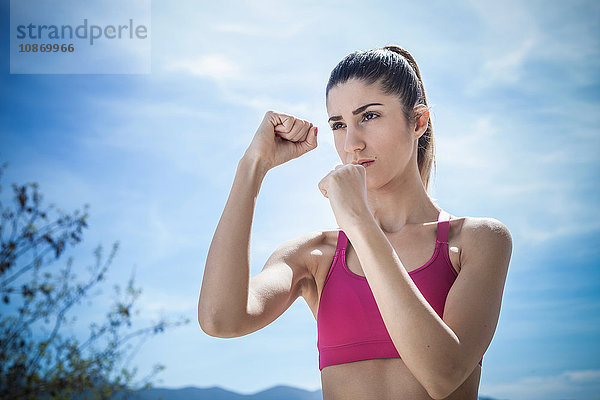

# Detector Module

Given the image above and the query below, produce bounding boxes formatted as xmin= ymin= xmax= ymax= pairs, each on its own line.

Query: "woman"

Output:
xmin=198 ymin=45 xmax=513 ymax=400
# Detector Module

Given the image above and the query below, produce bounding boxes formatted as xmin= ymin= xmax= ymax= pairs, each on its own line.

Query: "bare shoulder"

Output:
xmin=275 ymin=229 xmax=340 ymax=311
xmin=272 ymin=228 xmax=338 ymax=281
xmin=302 ymin=229 xmax=340 ymax=275
xmin=458 ymin=216 xmax=513 ymax=271
xmin=460 ymin=216 xmax=513 ymax=244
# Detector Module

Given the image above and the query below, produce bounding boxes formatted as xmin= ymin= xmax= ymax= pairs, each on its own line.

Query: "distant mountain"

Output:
xmin=118 ymin=385 xmax=321 ymax=400
xmin=118 ymin=385 xmax=504 ymax=400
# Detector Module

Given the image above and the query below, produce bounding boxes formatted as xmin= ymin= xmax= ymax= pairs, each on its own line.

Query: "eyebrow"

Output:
xmin=328 ymin=103 xmax=384 ymax=123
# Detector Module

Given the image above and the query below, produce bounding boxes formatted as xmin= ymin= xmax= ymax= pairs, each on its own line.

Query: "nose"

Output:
xmin=343 ymin=125 xmax=366 ymax=155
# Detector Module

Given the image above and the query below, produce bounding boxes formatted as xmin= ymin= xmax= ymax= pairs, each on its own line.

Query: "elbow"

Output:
xmin=427 ymin=386 xmax=450 ymax=400
xmin=198 ymin=314 xmax=235 ymax=338
xmin=426 ymin=379 xmax=453 ymax=400
xmin=198 ymin=306 xmax=228 ymax=338
xmin=425 ymin=364 xmax=465 ymax=400
xmin=198 ymin=306 xmax=243 ymax=338
xmin=198 ymin=298 xmax=212 ymax=333
xmin=197 ymin=285 xmax=248 ymax=338
xmin=198 ymin=289 xmax=226 ymax=337
xmin=198 ymin=313 xmax=220 ymax=337
xmin=197 ymin=300 xmax=224 ymax=337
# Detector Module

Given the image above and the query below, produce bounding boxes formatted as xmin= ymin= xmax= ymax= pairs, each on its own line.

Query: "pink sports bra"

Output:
xmin=316 ymin=209 xmax=483 ymax=370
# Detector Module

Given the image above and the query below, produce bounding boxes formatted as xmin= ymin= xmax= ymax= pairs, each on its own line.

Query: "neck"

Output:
xmin=366 ymin=165 xmax=439 ymax=234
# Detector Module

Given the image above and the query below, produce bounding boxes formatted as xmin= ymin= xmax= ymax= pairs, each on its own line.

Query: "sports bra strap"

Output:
xmin=325 ymin=229 xmax=349 ymax=284
xmin=337 ymin=229 xmax=348 ymax=252
xmin=436 ymin=209 xmax=451 ymax=244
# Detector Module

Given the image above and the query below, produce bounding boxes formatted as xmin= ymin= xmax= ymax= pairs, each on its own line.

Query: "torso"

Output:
xmin=301 ymin=214 xmax=481 ymax=400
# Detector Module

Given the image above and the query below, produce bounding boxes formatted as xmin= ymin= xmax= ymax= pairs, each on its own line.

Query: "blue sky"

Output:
xmin=1 ymin=0 xmax=599 ymax=399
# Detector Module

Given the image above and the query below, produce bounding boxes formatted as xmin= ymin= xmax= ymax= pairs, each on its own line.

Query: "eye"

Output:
xmin=331 ymin=111 xmax=379 ymax=131
xmin=362 ymin=111 xmax=379 ymax=122
xmin=331 ymin=122 xmax=345 ymax=131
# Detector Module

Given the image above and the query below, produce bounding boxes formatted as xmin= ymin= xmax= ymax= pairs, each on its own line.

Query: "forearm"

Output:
xmin=344 ymin=216 xmax=461 ymax=396
xmin=198 ymin=154 xmax=270 ymax=336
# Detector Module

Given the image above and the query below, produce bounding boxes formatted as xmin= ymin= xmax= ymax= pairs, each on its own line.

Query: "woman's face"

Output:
xmin=326 ymin=78 xmax=420 ymax=189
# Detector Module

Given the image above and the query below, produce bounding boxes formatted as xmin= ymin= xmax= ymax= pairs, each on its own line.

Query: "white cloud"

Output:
xmin=465 ymin=34 xmax=538 ymax=96
xmin=565 ymin=369 xmax=600 ymax=383
xmin=517 ymin=220 xmax=600 ymax=247
xmin=437 ymin=115 xmax=503 ymax=170
xmin=209 ymin=21 xmax=310 ymax=38
xmin=210 ymin=22 xmax=265 ymax=36
xmin=481 ymin=369 xmax=600 ymax=400
xmin=166 ymin=54 xmax=242 ymax=80
xmin=465 ymin=0 xmax=534 ymax=30
xmin=138 ymin=287 xmax=196 ymax=317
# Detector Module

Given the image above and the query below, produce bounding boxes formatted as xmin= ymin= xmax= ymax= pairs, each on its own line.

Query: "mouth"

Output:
xmin=352 ymin=159 xmax=375 ymax=167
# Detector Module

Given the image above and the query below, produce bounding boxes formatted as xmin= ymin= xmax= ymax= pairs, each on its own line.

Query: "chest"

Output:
xmin=306 ymin=221 xmax=463 ymax=320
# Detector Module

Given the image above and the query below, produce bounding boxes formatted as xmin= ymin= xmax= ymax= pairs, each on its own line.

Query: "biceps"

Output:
xmin=249 ymin=263 xmax=300 ymax=314
xmin=443 ymin=259 xmax=510 ymax=367
xmin=444 ymin=269 xmax=504 ymax=347
xmin=245 ymin=258 xmax=308 ymax=334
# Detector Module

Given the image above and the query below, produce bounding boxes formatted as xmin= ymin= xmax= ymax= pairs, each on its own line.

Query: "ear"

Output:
xmin=412 ymin=105 xmax=430 ymax=141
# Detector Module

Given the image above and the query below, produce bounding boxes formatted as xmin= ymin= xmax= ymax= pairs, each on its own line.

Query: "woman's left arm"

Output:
xmin=344 ymin=215 xmax=512 ymax=399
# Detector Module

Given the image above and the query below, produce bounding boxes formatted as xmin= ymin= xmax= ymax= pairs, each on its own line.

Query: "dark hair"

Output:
xmin=326 ymin=45 xmax=436 ymax=191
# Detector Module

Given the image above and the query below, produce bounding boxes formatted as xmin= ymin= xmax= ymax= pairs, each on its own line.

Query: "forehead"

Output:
xmin=326 ymin=79 xmax=394 ymax=115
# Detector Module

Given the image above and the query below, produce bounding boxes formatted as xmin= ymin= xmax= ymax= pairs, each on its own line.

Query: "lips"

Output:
xmin=352 ymin=159 xmax=375 ymax=166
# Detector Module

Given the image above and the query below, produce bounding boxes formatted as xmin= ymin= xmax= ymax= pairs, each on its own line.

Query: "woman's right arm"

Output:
xmin=198 ymin=110 xmax=318 ymax=338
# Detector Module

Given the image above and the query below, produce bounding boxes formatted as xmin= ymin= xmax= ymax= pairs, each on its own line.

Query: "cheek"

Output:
xmin=390 ymin=130 xmax=414 ymax=154
xmin=333 ymin=134 xmax=346 ymax=160
xmin=379 ymin=136 xmax=413 ymax=170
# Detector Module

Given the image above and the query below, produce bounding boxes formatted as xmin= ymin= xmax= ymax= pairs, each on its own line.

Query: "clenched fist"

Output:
xmin=318 ymin=163 xmax=372 ymax=231
xmin=244 ymin=110 xmax=318 ymax=171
